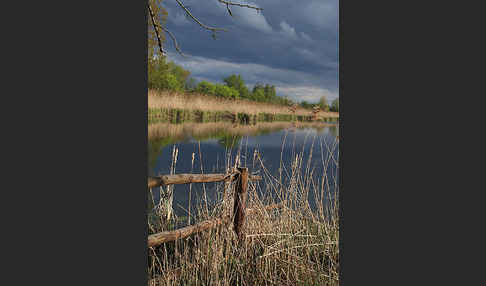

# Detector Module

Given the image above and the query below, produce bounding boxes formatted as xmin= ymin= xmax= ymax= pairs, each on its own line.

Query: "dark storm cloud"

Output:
xmin=162 ymin=0 xmax=338 ymax=102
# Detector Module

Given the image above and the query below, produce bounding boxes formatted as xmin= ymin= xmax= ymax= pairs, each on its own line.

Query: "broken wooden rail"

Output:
xmin=148 ymin=201 xmax=285 ymax=247
xmin=148 ymin=168 xmax=284 ymax=248
xmin=148 ymin=172 xmax=262 ymax=188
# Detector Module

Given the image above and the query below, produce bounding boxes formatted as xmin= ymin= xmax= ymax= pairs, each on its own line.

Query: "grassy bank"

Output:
xmin=148 ymin=137 xmax=340 ymax=285
xmin=148 ymin=90 xmax=339 ymax=124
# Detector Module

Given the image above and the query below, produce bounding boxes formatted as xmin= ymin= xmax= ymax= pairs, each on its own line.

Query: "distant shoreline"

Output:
xmin=148 ymin=89 xmax=339 ymax=120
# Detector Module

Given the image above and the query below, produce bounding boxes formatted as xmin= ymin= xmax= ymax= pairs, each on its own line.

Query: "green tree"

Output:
xmin=251 ymin=83 xmax=266 ymax=102
xmin=167 ymin=61 xmax=190 ymax=89
xmin=149 ymin=72 xmax=183 ymax=91
xmin=330 ymin=98 xmax=339 ymax=112
xmin=148 ymin=55 xmax=191 ymax=92
xmin=196 ymin=81 xmax=216 ymax=95
xmin=215 ymin=84 xmax=240 ymax=99
xmin=185 ymin=77 xmax=197 ymax=91
xmin=223 ymin=74 xmax=249 ymax=99
xmin=263 ymin=84 xmax=276 ymax=102
xmin=251 ymin=85 xmax=265 ymax=102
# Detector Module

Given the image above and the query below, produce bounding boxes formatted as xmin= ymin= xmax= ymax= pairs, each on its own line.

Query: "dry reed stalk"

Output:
xmin=147 ymin=131 xmax=340 ymax=285
xmin=148 ymin=89 xmax=339 ymax=118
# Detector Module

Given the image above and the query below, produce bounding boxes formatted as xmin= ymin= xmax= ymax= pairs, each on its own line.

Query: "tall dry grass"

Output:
xmin=148 ymin=132 xmax=340 ymax=285
xmin=148 ymin=89 xmax=340 ymax=118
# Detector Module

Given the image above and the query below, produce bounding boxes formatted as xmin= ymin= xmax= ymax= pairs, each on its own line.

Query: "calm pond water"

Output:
xmin=148 ymin=121 xmax=339 ymax=217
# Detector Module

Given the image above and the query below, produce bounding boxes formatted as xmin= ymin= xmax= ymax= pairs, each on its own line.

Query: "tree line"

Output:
xmin=149 ymin=56 xmax=338 ymax=112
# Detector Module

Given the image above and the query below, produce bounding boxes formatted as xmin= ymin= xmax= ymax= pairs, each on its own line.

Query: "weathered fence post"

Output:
xmin=233 ymin=167 xmax=248 ymax=241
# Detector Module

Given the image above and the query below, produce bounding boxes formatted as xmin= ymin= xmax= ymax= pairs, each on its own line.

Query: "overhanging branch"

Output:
xmin=174 ymin=0 xmax=227 ymax=33
xmin=148 ymin=3 xmax=166 ymax=56
xmin=150 ymin=0 xmax=265 ymax=56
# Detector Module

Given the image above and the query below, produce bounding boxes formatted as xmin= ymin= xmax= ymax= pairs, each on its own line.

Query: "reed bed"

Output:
xmin=148 ymin=89 xmax=340 ymax=119
xmin=148 ymin=131 xmax=340 ymax=285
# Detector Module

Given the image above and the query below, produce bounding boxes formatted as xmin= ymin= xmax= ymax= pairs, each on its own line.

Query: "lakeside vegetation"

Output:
xmin=148 ymin=139 xmax=339 ymax=285
xmin=148 ymin=56 xmax=339 ymax=115
xmin=147 ymin=48 xmax=340 ymax=286
xmin=147 ymin=7 xmax=339 ymax=284
xmin=148 ymin=90 xmax=339 ymax=125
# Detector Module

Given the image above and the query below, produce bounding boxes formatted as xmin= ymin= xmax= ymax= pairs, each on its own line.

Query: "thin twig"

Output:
xmin=158 ymin=24 xmax=185 ymax=57
xmin=217 ymin=0 xmax=263 ymax=11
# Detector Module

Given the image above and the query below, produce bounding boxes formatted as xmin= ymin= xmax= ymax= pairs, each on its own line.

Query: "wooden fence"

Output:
xmin=148 ymin=167 xmax=284 ymax=247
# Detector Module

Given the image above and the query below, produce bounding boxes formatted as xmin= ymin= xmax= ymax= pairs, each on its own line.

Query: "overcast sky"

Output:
xmin=163 ymin=0 xmax=338 ymax=103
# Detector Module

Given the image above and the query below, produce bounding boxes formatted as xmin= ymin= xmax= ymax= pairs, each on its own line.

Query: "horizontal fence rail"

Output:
xmin=148 ymin=202 xmax=285 ymax=247
xmin=147 ymin=167 xmax=273 ymax=248
xmin=148 ymin=172 xmax=262 ymax=188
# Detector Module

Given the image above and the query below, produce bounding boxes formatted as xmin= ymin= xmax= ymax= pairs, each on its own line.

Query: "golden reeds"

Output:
xmin=148 ymin=89 xmax=340 ymax=119
xmin=148 ymin=133 xmax=340 ymax=285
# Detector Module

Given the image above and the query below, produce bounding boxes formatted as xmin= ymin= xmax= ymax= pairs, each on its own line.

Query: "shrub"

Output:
xmin=149 ymin=72 xmax=183 ymax=92
xmin=214 ymin=84 xmax=240 ymax=99
xmin=223 ymin=74 xmax=249 ymax=99
xmin=330 ymin=98 xmax=339 ymax=112
xmin=196 ymin=81 xmax=216 ymax=95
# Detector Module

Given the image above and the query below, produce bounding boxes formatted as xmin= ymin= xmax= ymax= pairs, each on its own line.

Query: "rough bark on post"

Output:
xmin=233 ymin=167 xmax=248 ymax=241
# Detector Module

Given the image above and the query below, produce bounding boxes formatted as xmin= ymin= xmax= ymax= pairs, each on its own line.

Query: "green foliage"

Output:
xmin=196 ymin=81 xmax=240 ymax=99
xmin=223 ymin=74 xmax=249 ymax=99
xmin=274 ymin=95 xmax=294 ymax=106
xmin=249 ymin=82 xmax=278 ymax=103
xmin=264 ymin=84 xmax=277 ymax=101
xmin=330 ymin=98 xmax=339 ymax=112
xmin=214 ymin=84 xmax=240 ymax=99
xmin=251 ymin=87 xmax=266 ymax=102
xmin=167 ymin=61 xmax=190 ymax=87
xmin=149 ymin=72 xmax=183 ymax=91
xmin=185 ymin=77 xmax=197 ymax=91
xmin=149 ymin=62 xmax=297 ymax=107
xmin=300 ymin=101 xmax=313 ymax=109
xmin=196 ymin=81 xmax=216 ymax=95
xmin=148 ymin=56 xmax=190 ymax=92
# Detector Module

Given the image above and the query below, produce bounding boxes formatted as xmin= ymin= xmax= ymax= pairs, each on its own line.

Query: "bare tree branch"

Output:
xmin=148 ymin=3 xmax=166 ymax=56
xmin=159 ymin=24 xmax=185 ymax=57
xmin=150 ymin=0 xmax=265 ymax=56
xmin=226 ymin=4 xmax=233 ymax=17
xmin=174 ymin=0 xmax=227 ymax=32
xmin=217 ymin=0 xmax=263 ymax=12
